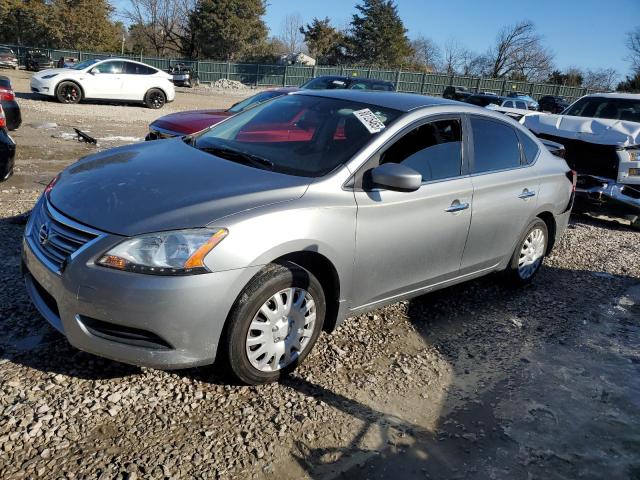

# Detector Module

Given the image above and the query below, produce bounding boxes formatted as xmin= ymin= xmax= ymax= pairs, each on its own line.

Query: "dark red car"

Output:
xmin=145 ymin=88 xmax=297 ymax=140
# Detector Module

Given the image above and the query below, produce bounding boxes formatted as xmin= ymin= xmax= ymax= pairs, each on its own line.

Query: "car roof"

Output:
xmin=583 ymin=92 xmax=640 ymax=99
xmin=292 ymin=89 xmax=458 ymax=112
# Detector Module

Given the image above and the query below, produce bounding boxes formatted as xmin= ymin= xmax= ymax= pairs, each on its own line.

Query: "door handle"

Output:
xmin=445 ymin=201 xmax=470 ymax=213
xmin=518 ymin=189 xmax=536 ymax=199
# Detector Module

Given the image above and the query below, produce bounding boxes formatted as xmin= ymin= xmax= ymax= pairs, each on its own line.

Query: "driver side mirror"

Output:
xmin=90 ymin=68 xmax=100 ymax=75
xmin=370 ymin=163 xmax=422 ymax=192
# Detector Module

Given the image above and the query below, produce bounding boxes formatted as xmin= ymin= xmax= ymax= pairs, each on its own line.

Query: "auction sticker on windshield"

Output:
xmin=353 ymin=108 xmax=386 ymax=133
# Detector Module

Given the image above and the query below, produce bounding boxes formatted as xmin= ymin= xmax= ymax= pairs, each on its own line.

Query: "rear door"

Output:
xmin=121 ymin=62 xmax=158 ymax=100
xmin=352 ymin=116 xmax=473 ymax=308
xmin=460 ymin=115 xmax=539 ymax=273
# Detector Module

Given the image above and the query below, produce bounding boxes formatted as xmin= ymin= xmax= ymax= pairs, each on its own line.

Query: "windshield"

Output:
xmin=0 ymin=47 xmax=13 ymax=54
xmin=189 ymin=94 xmax=402 ymax=177
xmin=72 ymin=59 xmax=101 ymax=70
xmin=227 ymin=91 xmax=286 ymax=114
xmin=563 ymin=96 xmax=640 ymax=122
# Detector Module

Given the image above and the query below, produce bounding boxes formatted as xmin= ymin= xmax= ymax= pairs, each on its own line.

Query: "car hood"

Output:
xmin=33 ymin=68 xmax=71 ymax=78
xmin=49 ymin=138 xmax=311 ymax=236
xmin=523 ymin=114 xmax=640 ymax=147
xmin=150 ymin=109 xmax=233 ymax=135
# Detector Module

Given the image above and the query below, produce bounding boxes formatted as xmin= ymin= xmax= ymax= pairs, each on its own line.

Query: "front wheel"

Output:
xmin=504 ymin=218 xmax=548 ymax=285
xmin=144 ymin=88 xmax=166 ymax=109
xmin=221 ymin=262 xmax=326 ymax=385
xmin=56 ymin=81 xmax=82 ymax=104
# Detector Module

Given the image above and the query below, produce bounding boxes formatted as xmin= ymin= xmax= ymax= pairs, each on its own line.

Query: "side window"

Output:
xmin=470 ymin=117 xmax=521 ymax=173
xmin=519 ymin=132 xmax=540 ymax=164
xmin=516 ymin=101 xmax=527 ymax=109
xmin=504 ymin=101 xmax=514 ymax=108
xmin=380 ymin=119 xmax=463 ymax=182
xmin=124 ymin=62 xmax=155 ymax=74
xmin=93 ymin=61 xmax=123 ymax=74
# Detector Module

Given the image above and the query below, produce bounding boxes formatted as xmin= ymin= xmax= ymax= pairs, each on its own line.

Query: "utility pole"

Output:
xmin=121 ymin=34 xmax=125 ymax=55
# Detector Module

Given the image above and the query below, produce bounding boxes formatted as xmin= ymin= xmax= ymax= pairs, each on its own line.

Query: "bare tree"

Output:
xmin=125 ymin=0 xmax=195 ymax=56
xmin=626 ymin=27 xmax=640 ymax=71
xmin=583 ymin=68 xmax=618 ymax=91
xmin=442 ymin=39 xmax=466 ymax=75
xmin=408 ymin=35 xmax=441 ymax=71
xmin=487 ymin=20 xmax=554 ymax=80
xmin=280 ymin=12 xmax=304 ymax=53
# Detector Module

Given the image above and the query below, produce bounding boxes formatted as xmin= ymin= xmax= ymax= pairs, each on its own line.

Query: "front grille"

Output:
xmin=29 ymin=200 xmax=99 ymax=272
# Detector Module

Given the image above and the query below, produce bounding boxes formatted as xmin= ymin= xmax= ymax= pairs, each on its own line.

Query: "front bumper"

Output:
xmin=0 ymin=60 xmax=18 ymax=69
xmin=21 ymin=197 xmax=259 ymax=369
xmin=30 ymin=77 xmax=55 ymax=96
xmin=574 ymin=175 xmax=640 ymax=220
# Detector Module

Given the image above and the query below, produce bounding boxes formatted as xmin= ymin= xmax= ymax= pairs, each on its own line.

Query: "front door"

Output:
xmin=352 ymin=117 xmax=473 ymax=309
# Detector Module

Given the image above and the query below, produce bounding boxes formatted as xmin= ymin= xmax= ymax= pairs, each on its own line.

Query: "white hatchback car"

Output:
xmin=30 ymin=58 xmax=175 ymax=109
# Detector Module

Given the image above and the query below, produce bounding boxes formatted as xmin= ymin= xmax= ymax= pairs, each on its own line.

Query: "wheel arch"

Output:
xmin=271 ymin=251 xmax=341 ymax=333
xmin=536 ymin=210 xmax=557 ymax=254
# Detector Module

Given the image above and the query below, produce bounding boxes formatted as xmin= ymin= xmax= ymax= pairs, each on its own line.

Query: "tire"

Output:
xmin=56 ymin=81 xmax=82 ymax=104
xmin=144 ymin=88 xmax=166 ymax=109
xmin=631 ymin=217 xmax=640 ymax=231
xmin=504 ymin=218 xmax=548 ymax=285
xmin=220 ymin=262 xmax=326 ymax=385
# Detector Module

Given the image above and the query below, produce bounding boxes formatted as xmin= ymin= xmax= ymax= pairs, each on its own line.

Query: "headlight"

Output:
xmin=41 ymin=73 xmax=58 ymax=79
xmin=97 ymin=228 xmax=228 ymax=275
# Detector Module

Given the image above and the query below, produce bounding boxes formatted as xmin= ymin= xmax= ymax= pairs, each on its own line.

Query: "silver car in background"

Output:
xmin=22 ymin=90 xmax=575 ymax=384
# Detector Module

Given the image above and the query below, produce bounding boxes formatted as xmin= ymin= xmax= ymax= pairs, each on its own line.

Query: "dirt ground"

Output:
xmin=0 ymin=68 xmax=639 ymax=480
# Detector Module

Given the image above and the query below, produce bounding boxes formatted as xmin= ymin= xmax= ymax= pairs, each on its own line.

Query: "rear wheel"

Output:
xmin=221 ymin=262 xmax=325 ymax=385
xmin=144 ymin=88 xmax=166 ymax=109
xmin=56 ymin=81 xmax=82 ymax=104
xmin=504 ymin=218 xmax=548 ymax=285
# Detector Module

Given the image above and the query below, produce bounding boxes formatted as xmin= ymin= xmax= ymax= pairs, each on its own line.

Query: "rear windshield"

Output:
xmin=300 ymin=77 xmax=348 ymax=90
xmin=0 ymin=77 xmax=11 ymax=89
xmin=564 ymin=97 xmax=640 ymax=123
xmin=190 ymin=94 xmax=402 ymax=177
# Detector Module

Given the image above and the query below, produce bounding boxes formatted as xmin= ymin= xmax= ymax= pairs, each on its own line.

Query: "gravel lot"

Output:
xmin=0 ymin=69 xmax=639 ymax=479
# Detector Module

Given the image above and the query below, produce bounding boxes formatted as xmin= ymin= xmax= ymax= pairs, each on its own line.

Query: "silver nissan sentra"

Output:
xmin=22 ymin=90 xmax=574 ymax=384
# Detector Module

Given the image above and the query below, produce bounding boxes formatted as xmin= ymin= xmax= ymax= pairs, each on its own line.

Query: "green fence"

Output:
xmin=5 ymin=44 xmax=602 ymax=102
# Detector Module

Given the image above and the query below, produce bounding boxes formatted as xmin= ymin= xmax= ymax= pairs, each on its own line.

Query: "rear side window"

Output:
xmin=470 ymin=117 xmax=521 ymax=173
xmin=124 ymin=62 xmax=156 ymax=75
xmin=519 ymin=132 xmax=540 ymax=164
xmin=515 ymin=101 xmax=527 ymax=109
xmin=381 ymin=119 xmax=463 ymax=182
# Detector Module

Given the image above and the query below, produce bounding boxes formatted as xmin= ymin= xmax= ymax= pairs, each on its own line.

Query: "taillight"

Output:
xmin=0 ymin=105 xmax=5 ymax=129
xmin=0 ymin=88 xmax=15 ymax=102
xmin=565 ymin=170 xmax=577 ymax=192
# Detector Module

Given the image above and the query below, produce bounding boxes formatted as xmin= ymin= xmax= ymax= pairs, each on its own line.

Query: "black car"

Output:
xmin=463 ymin=93 xmax=506 ymax=107
xmin=24 ymin=51 xmax=54 ymax=71
xmin=0 ymin=76 xmax=21 ymax=131
xmin=442 ymin=85 xmax=472 ymax=101
xmin=300 ymin=75 xmax=395 ymax=91
xmin=0 ymin=105 xmax=16 ymax=181
xmin=538 ymin=95 xmax=569 ymax=114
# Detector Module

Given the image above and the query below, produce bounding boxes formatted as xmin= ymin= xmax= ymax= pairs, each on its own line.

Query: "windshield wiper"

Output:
xmin=197 ymin=146 xmax=274 ymax=170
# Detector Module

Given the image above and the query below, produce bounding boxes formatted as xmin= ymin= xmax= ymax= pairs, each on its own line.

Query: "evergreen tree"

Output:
xmin=188 ymin=0 xmax=268 ymax=61
xmin=299 ymin=17 xmax=345 ymax=64
xmin=349 ymin=0 xmax=413 ymax=67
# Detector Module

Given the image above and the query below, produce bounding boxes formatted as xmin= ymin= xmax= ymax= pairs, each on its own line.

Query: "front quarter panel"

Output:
xmin=203 ymin=175 xmax=357 ymax=304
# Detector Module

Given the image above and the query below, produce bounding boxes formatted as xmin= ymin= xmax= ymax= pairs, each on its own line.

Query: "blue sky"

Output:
xmin=113 ymin=0 xmax=639 ymax=76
